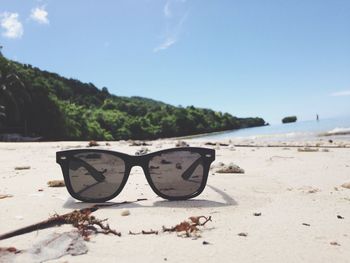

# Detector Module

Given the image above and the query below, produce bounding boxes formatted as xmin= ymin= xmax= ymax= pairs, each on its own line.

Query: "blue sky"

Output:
xmin=1 ymin=0 xmax=349 ymax=124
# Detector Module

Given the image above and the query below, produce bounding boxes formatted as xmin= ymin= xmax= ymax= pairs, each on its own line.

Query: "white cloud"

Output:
xmin=330 ymin=90 xmax=350 ymax=97
xmin=164 ymin=1 xmax=171 ymax=18
xmin=153 ymin=37 xmax=176 ymax=52
xmin=30 ymin=6 xmax=49 ymax=24
xmin=0 ymin=12 xmax=23 ymax=39
xmin=154 ymin=2 xmax=189 ymax=53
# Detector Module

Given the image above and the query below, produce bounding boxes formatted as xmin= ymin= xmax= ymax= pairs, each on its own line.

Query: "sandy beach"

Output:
xmin=1 ymin=139 xmax=350 ymax=262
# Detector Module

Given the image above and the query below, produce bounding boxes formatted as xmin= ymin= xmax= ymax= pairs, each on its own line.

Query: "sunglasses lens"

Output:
xmin=68 ymin=152 xmax=125 ymax=200
xmin=148 ymin=150 xmax=205 ymax=197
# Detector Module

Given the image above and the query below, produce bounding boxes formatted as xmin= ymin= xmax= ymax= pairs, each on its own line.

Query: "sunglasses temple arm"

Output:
xmin=71 ymin=157 xmax=106 ymax=182
xmin=181 ymin=157 xmax=203 ymax=180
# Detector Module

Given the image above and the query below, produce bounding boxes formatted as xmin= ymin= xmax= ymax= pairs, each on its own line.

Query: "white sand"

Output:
xmin=0 ymin=139 xmax=350 ymax=262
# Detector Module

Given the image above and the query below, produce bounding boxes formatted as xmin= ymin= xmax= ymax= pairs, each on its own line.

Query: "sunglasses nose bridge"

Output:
xmin=129 ymin=155 xmax=148 ymax=169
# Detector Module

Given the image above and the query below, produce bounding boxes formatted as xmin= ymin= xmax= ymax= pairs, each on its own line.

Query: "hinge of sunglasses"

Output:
xmin=60 ymin=156 xmax=67 ymax=160
xmin=205 ymin=154 xmax=212 ymax=157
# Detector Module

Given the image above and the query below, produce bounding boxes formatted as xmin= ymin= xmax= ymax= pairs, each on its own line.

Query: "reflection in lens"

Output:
xmin=68 ymin=152 xmax=125 ymax=200
xmin=148 ymin=151 xmax=204 ymax=197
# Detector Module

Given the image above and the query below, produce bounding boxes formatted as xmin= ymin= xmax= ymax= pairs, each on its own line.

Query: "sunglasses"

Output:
xmin=56 ymin=147 xmax=215 ymax=202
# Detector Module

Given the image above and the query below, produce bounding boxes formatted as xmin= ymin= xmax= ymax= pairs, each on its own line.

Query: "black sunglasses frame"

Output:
xmin=56 ymin=147 xmax=215 ymax=202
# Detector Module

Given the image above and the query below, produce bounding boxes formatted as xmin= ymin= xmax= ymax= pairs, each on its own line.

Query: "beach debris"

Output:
xmin=0 ymin=247 xmax=20 ymax=262
xmin=0 ymin=247 xmax=19 ymax=253
xmin=47 ymin=180 xmax=65 ymax=187
xmin=216 ymin=163 xmax=245 ymax=174
xmin=322 ymin=148 xmax=330 ymax=152
xmin=0 ymin=207 xmax=118 ymax=241
xmin=253 ymin=212 xmax=262 ymax=217
xmin=330 ymin=241 xmax=340 ymax=246
xmin=175 ymin=140 xmax=189 ymax=147
xmin=202 ymin=241 xmax=211 ymax=245
xmin=163 ymin=216 xmax=212 ymax=238
xmin=210 ymin=162 xmax=224 ymax=170
xmin=205 ymin=142 xmax=229 ymax=146
xmin=121 ymin=210 xmax=130 ymax=216
xmin=129 ymin=140 xmax=151 ymax=146
xmin=51 ymin=210 xmax=120 ymax=240
xmin=135 ymin=147 xmax=150 ymax=156
xmin=105 ymin=142 xmax=111 ymax=146
xmin=328 ymin=140 xmax=333 ymax=143
xmin=302 ymin=223 xmax=311 ymax=227
xmin=141 ymin=230 xmax=158 ymax=235
xmin=88 ymin=140 xmax=99 ymax=147
xmin=0 ymin=194 xmax=13 ymax=199
xmin=14 ymin=166 xmax=31 ymax=170
xmin=299 ymin=186 xmax=320 ymax=194
xmin=238 ymin=232 xmax=248 ymax=237
xmin=341 ymin=182 xmax=350 ymax=189
xmin=0 ymin=199 xmax=147 ymax=241
xmin=297 ymin=147 xmax=319 ymax=152
xmin=38 ymin=188 xmax=44 ymax=192
xmin=337 ymin=215 xmax=344 ymax=219
xmin=307 ymin=188 xmax=320 ymax=194
xmin=129 ymin=230 xmax=159 ymax=235
xmin=0 ymin=231 xmax=88 ymax=263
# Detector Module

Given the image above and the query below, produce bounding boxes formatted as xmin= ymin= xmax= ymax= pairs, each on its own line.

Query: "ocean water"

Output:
xmin=196 ymin=116 xmax=350 ymax=142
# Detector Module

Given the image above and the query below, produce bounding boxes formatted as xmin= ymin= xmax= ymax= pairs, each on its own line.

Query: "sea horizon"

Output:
xmin=193 ymin=115 xmax=350 ymax=142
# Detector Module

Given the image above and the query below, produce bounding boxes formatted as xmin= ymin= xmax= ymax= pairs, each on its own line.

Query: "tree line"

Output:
xmin=0 ymin=55 xmax=266 ymax=140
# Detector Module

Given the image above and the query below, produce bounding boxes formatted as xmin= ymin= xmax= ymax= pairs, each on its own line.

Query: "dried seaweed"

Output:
xmin=51 ymin=208 xmax=121 ymax=240
xmin=0 ymin=198 xmax=147 ymax=241
xmin=162 ymin=216 xmax=212 ymax=237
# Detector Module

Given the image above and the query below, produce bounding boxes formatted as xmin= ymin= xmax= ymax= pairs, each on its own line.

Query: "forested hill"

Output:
xmin=0 ymin=55 xmax=266 ymax=140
